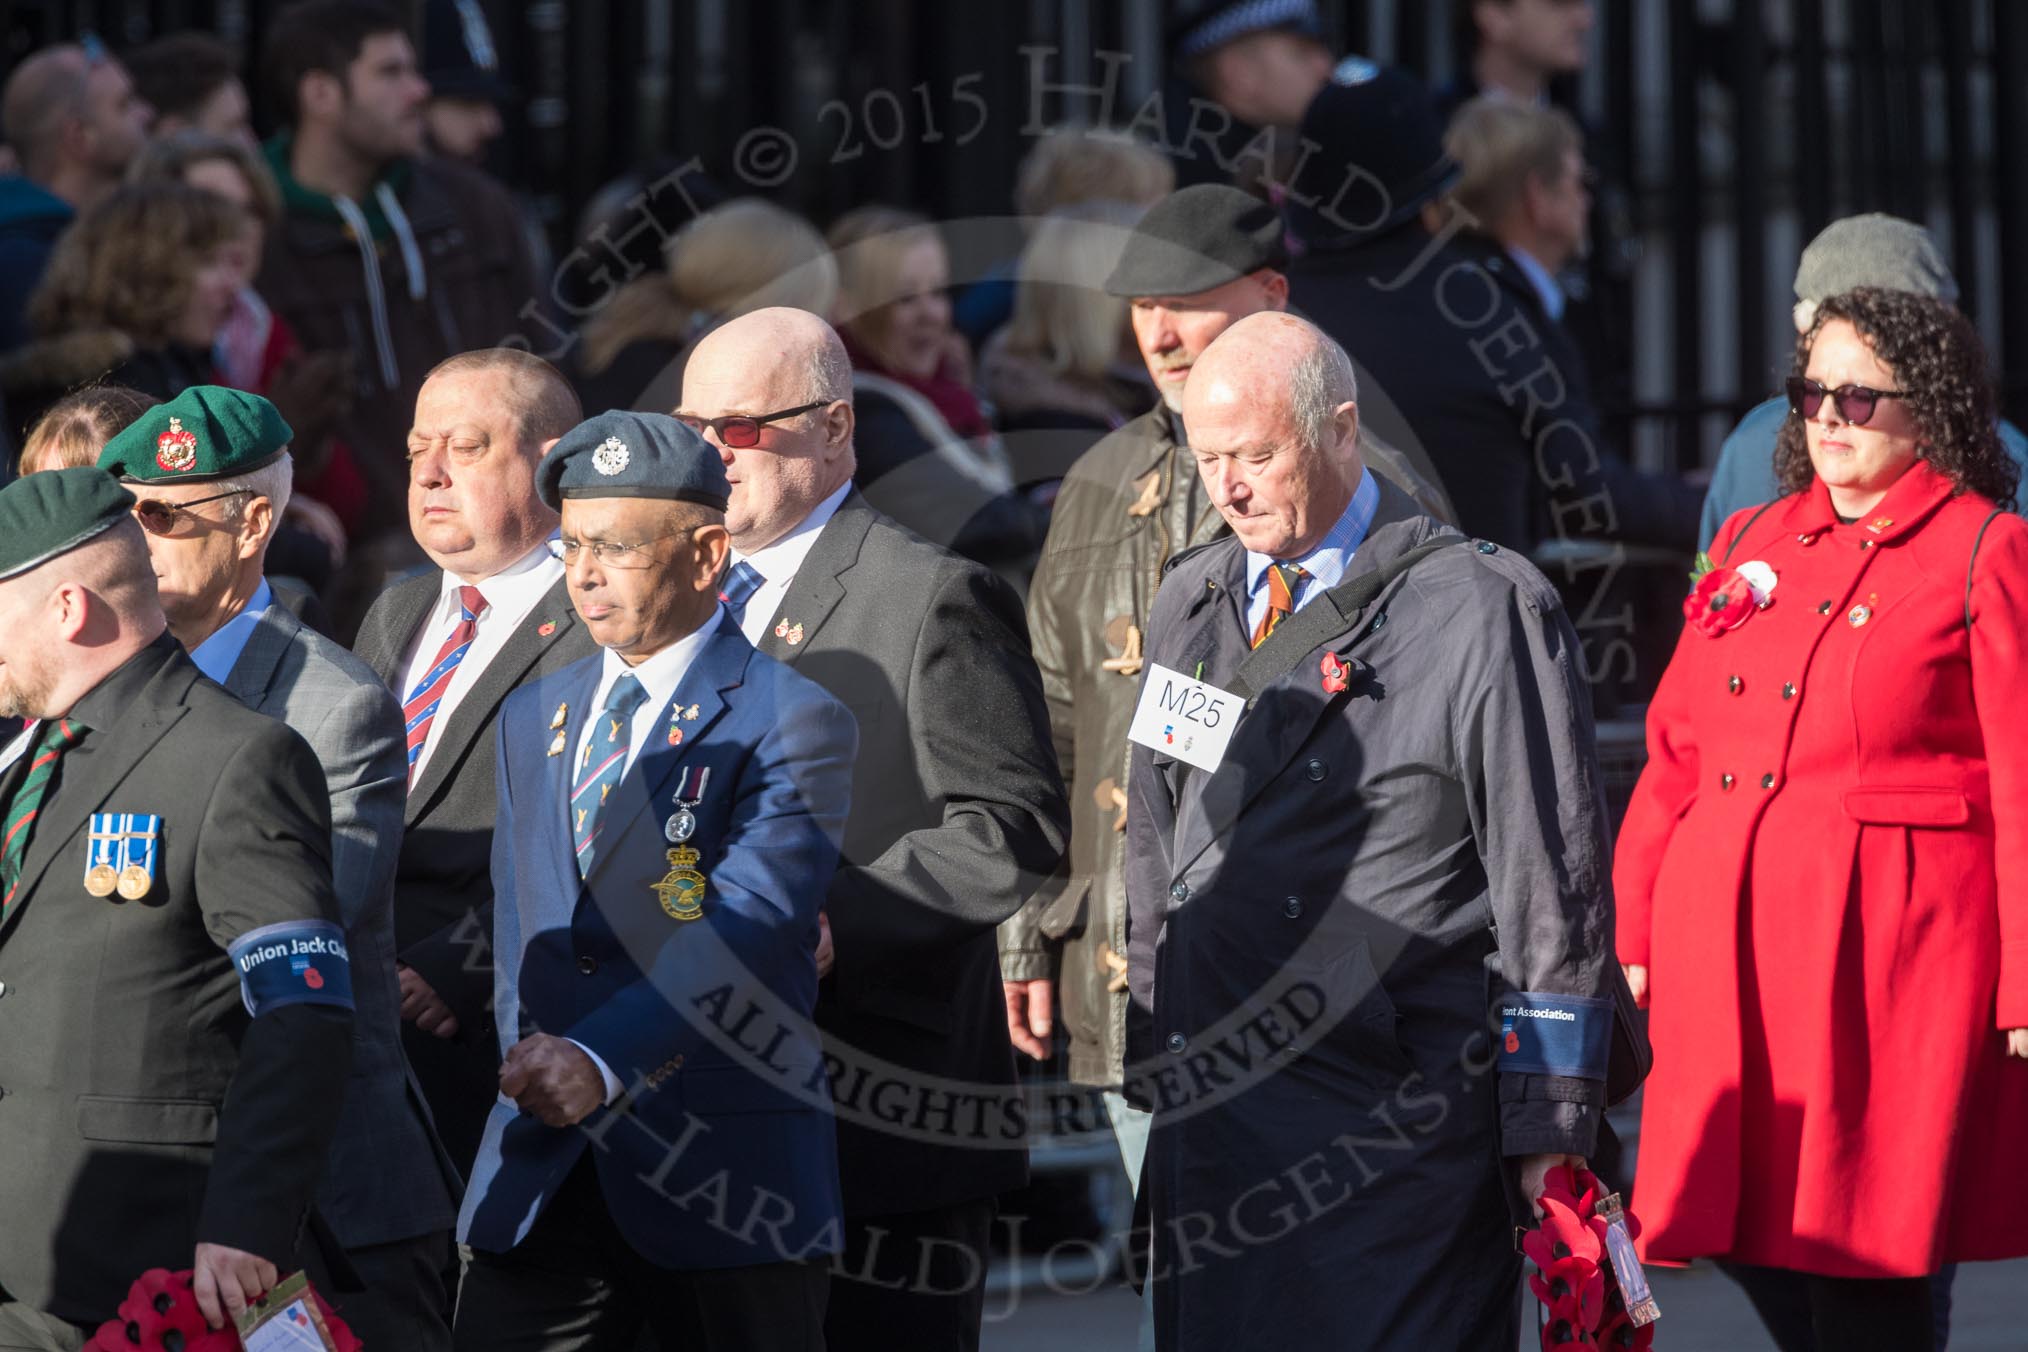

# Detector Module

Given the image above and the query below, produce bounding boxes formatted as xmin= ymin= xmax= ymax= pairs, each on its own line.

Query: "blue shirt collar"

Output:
xmin=1245 ymin=468 xmax=1381 ymax=605
xmin=1506 ymin=245 xmax=1566 ymax=322
xmin=189 ymin=579 xmax=275 ymax=685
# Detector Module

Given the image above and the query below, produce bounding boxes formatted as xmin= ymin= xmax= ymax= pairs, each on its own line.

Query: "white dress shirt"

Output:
xmin=399 ymin=539 xmax=564 ymax=781
xmin=566 ymin=606 xmax=722 ymax=1103
xmin=726 ymin=481 xmax=852 ymax=645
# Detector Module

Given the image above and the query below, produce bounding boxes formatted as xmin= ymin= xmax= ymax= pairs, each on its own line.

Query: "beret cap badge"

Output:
xmin=154 ymin=417 xmax=199 ymax=474
xmin=592 ymin=437 xmax=631 ymax=476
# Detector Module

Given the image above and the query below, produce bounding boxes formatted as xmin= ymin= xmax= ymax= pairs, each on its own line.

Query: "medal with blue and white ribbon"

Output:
xmin=664 ymin=766 xmax=709 ymax=844
xmin=116 ymin=814 xmax=160 ymax=900
xmin=83 ymin=815 xmax=120 ymax=896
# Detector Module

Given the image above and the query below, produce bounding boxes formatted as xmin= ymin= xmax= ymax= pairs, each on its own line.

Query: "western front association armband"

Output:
xmin=1496 ymin=991 xmax=1613 ymax=1080
xmin=228 ymin=919 xmax=355 ymax=1017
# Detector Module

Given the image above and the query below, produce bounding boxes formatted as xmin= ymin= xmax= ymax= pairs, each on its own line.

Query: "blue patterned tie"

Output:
xmin=571 ymin=674 xmax=648 ymax=878
xmin=719 ymin=560 xmax=766 ymax=625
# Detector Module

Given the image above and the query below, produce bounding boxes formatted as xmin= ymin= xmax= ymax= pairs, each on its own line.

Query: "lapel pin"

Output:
xmin=682 ymin=704 xmax=699 ymax=720
xmin=538 ymin=619 xmax=558 ymax=637
xmin=786 ymin=622 xmax=805 ymax=646
xmin=668 ymin=725 xmax=684 ymax=746
xmin=549 ymin=701 xmax=568 ymax=730
xmin=1866 ymin=516 xmax=1894 ymax=535
xmin=1127 ymin=469 xmax=1162 ymax=518
xmin=546 ymin=731 xmax=566 ymax=757
xmin=1320 ymin=652 xmax=1350 ymax=694
xmin=773 ymin=618 xmax=790 ymax=640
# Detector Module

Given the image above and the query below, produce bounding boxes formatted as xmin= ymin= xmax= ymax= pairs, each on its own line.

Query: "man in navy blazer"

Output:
xmin=454 ymin=409 xmax=857 ymax=1352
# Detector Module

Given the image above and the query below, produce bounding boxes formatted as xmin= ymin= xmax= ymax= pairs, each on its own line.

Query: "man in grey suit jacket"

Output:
xmin=351 ymin=350 xmax=598 ymax=1178
xmin=98 ymin=389 xmax=458 ymax=1351
xmin=680 ymin=310 xmax=1068 ymax=1352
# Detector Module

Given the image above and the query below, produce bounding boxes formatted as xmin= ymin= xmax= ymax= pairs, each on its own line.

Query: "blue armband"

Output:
xmin=228 ymin=919 xmax=355 ymax=1017
xmin=1496 ymin=991 xmax=1612 ymax=1080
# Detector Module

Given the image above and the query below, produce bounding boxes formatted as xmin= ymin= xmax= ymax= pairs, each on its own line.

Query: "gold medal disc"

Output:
xmin=85 ymin=863 xmax=118 ymax=897
xmin=116 ymin=864 xmax=152 ymax=900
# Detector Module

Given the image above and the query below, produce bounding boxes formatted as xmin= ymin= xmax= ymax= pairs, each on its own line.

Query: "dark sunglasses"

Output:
xmin=676 ymin=400 xmax=828 ymax=449
xmin=1785 ymin=376 xmax=1907 ymax=427
xmin=132 ymin=489 xmax=250 ymax=535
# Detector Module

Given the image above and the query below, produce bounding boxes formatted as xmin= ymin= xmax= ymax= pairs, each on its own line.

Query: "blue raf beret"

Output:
xmin=536 ymin=410 xmax=730 ymax=512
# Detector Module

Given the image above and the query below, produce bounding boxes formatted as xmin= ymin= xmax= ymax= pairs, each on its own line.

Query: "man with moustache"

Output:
xmin=98 ymin=386 xmax=457 ymax=1349
xmin=353 ymin=350 xmax=597 ymax=1177
xmin=1125 ymin=313 xmax=1618 ymax=1350
xmin=454 ymin=411 xmax=856 ymax=1351
xmin=0 ymin=469 xmax=352 ymax=1347
xmin=1000 ymin=184 xmax=1449 ymax=1201
xmin=679 ymin=307 xmax=1067 ymax=1352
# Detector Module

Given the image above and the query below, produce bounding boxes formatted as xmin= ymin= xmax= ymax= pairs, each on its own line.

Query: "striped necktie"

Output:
xmin=719 ymin=560 xmax=766 ymax=625
xmin=1250 ymin=563 xmax=1306 ymax=649
xmin=1 ymin=716 xmax=86 ymax=915
xmin=572 ymin=674 xmax=649 ymax=878
xmin=403 ymin=585 xmax=486 ymax=783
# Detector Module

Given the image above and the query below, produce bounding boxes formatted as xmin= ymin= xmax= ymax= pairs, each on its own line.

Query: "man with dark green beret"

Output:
xmin=0 ymin=467 xmax=355 ymax=1347
xmin=99 ymin=387 xmax=460 ymax=1352
xmin=999 ymin=183 xmax=1453 ymax=1244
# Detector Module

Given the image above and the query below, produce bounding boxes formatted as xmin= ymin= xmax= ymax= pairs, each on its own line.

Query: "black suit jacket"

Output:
xmin=351 ymin=569 xmax=597 ymax=1173
xmin=755 ymin=491 xmax=1069 ymax=1215
xmin=0 ymin=637 xmax=353 ymax=1324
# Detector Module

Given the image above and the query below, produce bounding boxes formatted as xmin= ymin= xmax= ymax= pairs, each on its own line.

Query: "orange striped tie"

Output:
xmin=1251 ymin=564 xmax=1305 ymax=649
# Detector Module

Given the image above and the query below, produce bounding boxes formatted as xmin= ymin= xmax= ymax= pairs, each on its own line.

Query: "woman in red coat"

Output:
xmin=1615 ymin=287 xmax=2028 ymax=1351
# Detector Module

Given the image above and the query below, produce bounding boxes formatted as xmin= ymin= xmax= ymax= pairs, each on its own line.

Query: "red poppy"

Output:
xmin=1684 ymin=566 xmax=1757 ymax=637
xmin=1320 ymin=652 xmax=1349 ymax=694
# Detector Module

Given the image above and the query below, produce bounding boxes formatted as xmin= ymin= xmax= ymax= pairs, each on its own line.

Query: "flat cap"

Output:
xmin=1794 ymin=213 xmax=1959 ymax=306
xmin=0 ymin=467 xmax=135 ymax=582
xmin=536 ymin=410 xmax=729 ymax=511
xmin=1104 ymin=184 xmax=1288 ymax=299
xmin=97 ymin=386 xmax=293 ymax=484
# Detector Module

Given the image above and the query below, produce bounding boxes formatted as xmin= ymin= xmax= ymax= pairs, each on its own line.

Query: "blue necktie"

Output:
xmin=571 ymin=674 xmax=648 ymax=878
xmin=720 ymin=560 xmax=766 ymax=625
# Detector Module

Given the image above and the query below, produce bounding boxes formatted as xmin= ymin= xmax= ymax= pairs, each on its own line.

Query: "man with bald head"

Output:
xmin=1124 ymin=313 xmax=1622 ymax=1350
xmin=0 ymin=44 xmax=153 ymax=347
xmin=679 ymin=308 xmax=1067 ymax=1352
xmin=0 ymin=469 xmax=352 ymax=1345
xmin=353 ymin=349 xmax=599 ymax=1184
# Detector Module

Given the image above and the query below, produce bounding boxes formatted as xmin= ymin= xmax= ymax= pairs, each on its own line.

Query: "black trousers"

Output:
xmin=451 ymin=1160 xmax=828 ymax=1352
xmin=824 ymin=1198 xmax=995 ymax=1352
xmin=338 ymin=1229 xmax=454 ymax=1352
xmin=1721 ymin=1262 xmax=1935 ymax=1352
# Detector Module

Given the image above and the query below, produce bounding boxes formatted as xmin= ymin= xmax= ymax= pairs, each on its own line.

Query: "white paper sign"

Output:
xmin=1127 ymin=662 xmax=1243 ymax=773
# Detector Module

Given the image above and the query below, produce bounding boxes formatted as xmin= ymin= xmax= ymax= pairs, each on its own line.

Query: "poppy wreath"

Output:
xmin=82 ymin=1268 xmax=362 ymax=1352
xmin=1522 ymin=1164 xmax=1655 ymax=1351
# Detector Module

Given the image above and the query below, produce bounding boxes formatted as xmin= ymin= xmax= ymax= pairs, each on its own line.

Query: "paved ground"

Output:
xmin=981 ymin=1258 xmax=2028 ymax=1349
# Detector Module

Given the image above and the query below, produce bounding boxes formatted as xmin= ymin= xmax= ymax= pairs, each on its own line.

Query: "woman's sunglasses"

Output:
xmin=676 ymin=400 xmax=828 ymax=449
xmin=1785 ymin=376 xmax=1907 ymax=427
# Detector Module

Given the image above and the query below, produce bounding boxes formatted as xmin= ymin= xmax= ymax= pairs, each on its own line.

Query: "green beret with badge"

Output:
xmin=0 ymin=466 xmax=136 ymax=581
xmin=96 ymin=385 xmax=294 ymax=484
xmin=535 ymin=409 xmax=730 ymax=510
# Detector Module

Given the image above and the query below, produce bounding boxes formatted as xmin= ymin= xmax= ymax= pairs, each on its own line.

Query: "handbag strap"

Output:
xmin=1966 ymin=506 xmax=2005 ymax=634
xmin=1226 ymin=537 xmax=1464 ymax=706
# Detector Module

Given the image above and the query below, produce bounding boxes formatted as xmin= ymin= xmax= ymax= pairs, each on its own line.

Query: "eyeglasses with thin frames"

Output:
xmin=558 ymin=532 xmax=686 ymax=569
xmin=675 ymin=401 xmax=828 ymax=449
xmin=131 ymin=489 xmax=251 ymax=536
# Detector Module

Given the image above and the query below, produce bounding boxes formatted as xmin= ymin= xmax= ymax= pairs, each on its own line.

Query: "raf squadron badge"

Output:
xmin=653 ymin=847 xmax=707 ymax=921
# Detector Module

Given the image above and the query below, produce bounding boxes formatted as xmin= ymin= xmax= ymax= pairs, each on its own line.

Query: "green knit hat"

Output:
xmin=97 ymin=386 xmax=294 ymax=484
xmin=0 ymin=467 xmax=136 ymax=582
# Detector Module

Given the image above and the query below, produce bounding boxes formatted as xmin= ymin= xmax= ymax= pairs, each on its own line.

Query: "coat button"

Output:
xmin=1859 ymin=539 xmax=1874 ymax=550
xmin=1761 ymin=773 xmax=1776 ymax=789
xmin=1166 ymin=1032 xmax=1187 ymax=1054
xmin=1817 ymin=601 xmax=1832 ymax=615
xmin=1728 ymin=675 xmax=1743 ymax=694
xmin=1720 ymin=773 xmax=1736 ymax=790
xmin=577 ymin=955 xmax=597 ymax=976
xmin=1476 ymin=541 xmax=1498 ymax=554
xmin=1782 ymin=682 xmax=1797 ymax=699
xmin=1169 ymin=881 xmax=1190 ymax=902
xmin=1283 ymin=896 xmax=1303 ymax=918
xmin=1306 ymin=760 xmax=1327 ymax=782
xmin=1798 ymin=533 xmax=1816 ymax=545
xmin=0 ymin=981 xmax=8 ymax=998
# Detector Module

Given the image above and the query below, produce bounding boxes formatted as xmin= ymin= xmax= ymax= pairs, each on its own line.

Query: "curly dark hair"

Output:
xmin=1774 ymin=287 xmax=2018 ymax=509
xmin=26 ymin=182 xmax=243 ymax=345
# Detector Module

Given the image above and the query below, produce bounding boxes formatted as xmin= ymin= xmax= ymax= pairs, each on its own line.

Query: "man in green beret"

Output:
xmin=99 ymin=387 xmax=460 ymax=1350
xmin=0 ymin=467 xmax=354 ymax=1347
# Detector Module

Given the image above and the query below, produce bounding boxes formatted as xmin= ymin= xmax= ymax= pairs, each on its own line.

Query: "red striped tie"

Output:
xmin=402 ymin=585 xmax=486 ymax=784
xmin=1 ymin=717 xmax=84 ymax=914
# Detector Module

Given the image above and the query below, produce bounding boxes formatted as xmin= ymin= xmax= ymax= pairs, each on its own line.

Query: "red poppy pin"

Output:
xmin=1683 ymin=558 xmax=1777 ymax=638
xmin=1319 ymin=652 xmax=1350 ymax=694
xmin=667 ymin=725 xmax=683 ymax=746
xmin=537 ymin=620 xmax=557 ymax=637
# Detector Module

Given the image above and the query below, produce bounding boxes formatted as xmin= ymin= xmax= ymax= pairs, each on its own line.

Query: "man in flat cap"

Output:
xmin=98 ymin=386 xmax=459 ymax=1350
xmin=679 ymin=309 xmax=1067 ymax=1352
xmin=454 ymin=410 xmax=858 ymax=1352
xmin=0 ymin=468 xmax=354 ymax=1347
xmin=1000 ymin=185 xmax=1448 ymax=1216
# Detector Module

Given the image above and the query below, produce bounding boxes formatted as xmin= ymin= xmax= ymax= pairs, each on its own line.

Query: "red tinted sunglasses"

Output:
xmin=677 ymin=400 xmax=827 ymax=449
